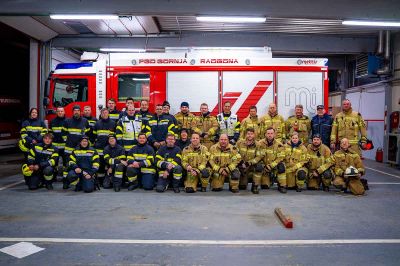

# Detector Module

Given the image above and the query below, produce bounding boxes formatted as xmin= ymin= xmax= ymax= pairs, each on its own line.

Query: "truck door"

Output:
xmin=109 ymin=72 xmax=151 ymax=112
xmin=46 ymin=75 xmax=96 ymax=120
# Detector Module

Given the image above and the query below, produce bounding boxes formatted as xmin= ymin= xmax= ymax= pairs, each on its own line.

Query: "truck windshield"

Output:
xmin=53 ymin=78 xmax=88 ymax=107
xmin=118 ymin=74 xmax=150 ymax=101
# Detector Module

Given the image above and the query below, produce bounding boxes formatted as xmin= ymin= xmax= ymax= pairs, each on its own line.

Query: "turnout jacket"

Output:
xmin=62 ymin=116 xmax=89 ymax=154
xmin=155 ymin=145 xmax=182 ymax=170
xmin=27 ymin=143 xmax=59 ymax=168
xmin=68 ymin=146 xmax=100 ymax=176
xmin=93 ymin=118 xmax=116 ymax=155
xmin=103 ymin=144 xmax=126 ymax=167
xmin=127 ymin=143 xmax=155 ymax=174
xmin=49 ymin=116 xmax=66 ymax=150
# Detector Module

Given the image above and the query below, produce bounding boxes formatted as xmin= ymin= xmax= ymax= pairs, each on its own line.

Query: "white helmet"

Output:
xmin=344 ymin=166 xmax=359 ymax=177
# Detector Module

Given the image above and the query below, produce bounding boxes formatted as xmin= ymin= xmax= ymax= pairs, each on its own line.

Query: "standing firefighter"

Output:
xmin=64 ymin=135 xmax=100 ymax=193
xmin=209 ymin=134 xmax=242 ymax=193
xmin=22 ymin=133 xmax=59 ymax=190
xmin=49 ymin=107 xmax=66 ymax=176
xmin=258 ymin=127 xmax=287 ymax=193
xmin=306 ymin=134 xmax=333 ymax=191
xmin=330 ymin=138 xmax=366 ymax=195
xmin=174 ymin=101 xmax=196 ymax=136
xmin=286 ymin=104 xmax=311 ymax=145
xmin=284 ymin=132 xmax=309 ymax=192
xmin=240 ymin=106 xmax=261 ymax=140
xmin=62 ymin=105 xmax=89 ymax=178
xmin=116 ymin=105 xmax=143 ymax=152
xmin=236 ymin=128 xmax=264 ymax=194
xmin=155 ymin=134 xmax=182 ymax=193
xmin=93 ymin=108 xmax=116 ymax=181
xmin=193 ymin=103 xmax=219 ymax=149
xmin=82 ymin=106 xmax=98 ymax=145
xmin=147 ymin=104 xmax=175 ymax=150
xmin=126 ymin=133 xmax=156 ymax=191
xmin=216 ymin=101 xmax=240 ymax=145
xmin=103 ymin=134 xmax=127 ymax=192
xmin=330 ymin=99 xmax=367 ymax=155
xmin=182 ymin=133 xmax=210 ymax=193
xmin=259 ymin=103 xmax=286 ymax=142
xmin=311 ymin=105 xmax=333 ymax=147
xmin=19 ymin=108 xmax=47 ymax=156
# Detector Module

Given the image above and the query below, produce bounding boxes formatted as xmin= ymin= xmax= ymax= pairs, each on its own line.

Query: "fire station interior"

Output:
xmin=0 ymin=1 xmax=400 ymax=265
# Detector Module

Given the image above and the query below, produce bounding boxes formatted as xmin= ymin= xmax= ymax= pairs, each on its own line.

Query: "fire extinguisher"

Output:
xmin=376 ymin=147 xmax=383 ymax=162
xmin=390 ymin=111 xmax=400 ymax=132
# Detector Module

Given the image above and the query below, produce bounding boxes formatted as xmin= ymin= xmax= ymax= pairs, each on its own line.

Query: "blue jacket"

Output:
xmin=311 ymin=114 xmax=333 ymax=146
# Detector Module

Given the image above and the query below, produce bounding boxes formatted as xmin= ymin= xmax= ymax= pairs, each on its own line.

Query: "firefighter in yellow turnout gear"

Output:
xmin=181 ymin=133 xmax=210 ymax=193
xmin=193 ymin=103 xmax=219 ymax=149
xmin=306 ymin=134 xmax=333 ymax=191
xmin=209 ymin=134 xmax=242 ymax=193
xmin=236 ymin=128 xmax=264 ymax=194
xmin=259 ymin=103 xmax=286 ymax=142
xmin=330 ymin=99 xmax=367 ymax=156
xmin=329 ymin=138 xmax=366 ymax=195
xmin=284 ymin=132 xmax=309 ymax=192
xmin=286 ymin=104 xmax=311 ymax=145
xmin=240 ymin=106 xmax=261 ymax=140
xmin=174 ymin=101 xmax=196 ymax=137
xmin=258 ymin=127 xmax=287 ymax=193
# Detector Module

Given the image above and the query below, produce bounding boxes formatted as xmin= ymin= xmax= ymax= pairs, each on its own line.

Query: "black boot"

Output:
xmin=62 ymin=179 xmax=69 ymax=190
xmin=251 ymin=184 xmax=259 ymax=194
xmin=185 ymin=187 xmax=195 ymax=193
xmin=239 ymin=184 xmax=247 ymax=190
xmin=114 ymin=185 xmax=121 ymax=192
xmin=201 ymin=187 xmax=207 ymax=192
xmin=278 ymin=186 xmax=287 ymax=194
xmin=173 ymin=187 xmax=180 ymax=193
xmin=45 ymin=182 xmax=53 ymax=190
xmin=296 ymin=186 xmax=302 ymax=192
xmin=261 ymin=185 xmax=269 ymax=189
xmin=323 ymin=185 xmax=330 ymax=192
xmin=212 ymin=187 xmax=223 ymax=192
xmin=128 ymin=181 xmax=138 ymax=191
xmin=230 ymin=188 xmax=239 ymax=193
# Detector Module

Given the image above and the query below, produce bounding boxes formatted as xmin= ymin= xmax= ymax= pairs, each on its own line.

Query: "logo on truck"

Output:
xmin=285 ymin=86 xmax=317 ymax=113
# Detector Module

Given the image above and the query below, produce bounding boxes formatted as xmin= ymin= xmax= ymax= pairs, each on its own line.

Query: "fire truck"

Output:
xmin=44 ymin=47 xmax=328 ymax=121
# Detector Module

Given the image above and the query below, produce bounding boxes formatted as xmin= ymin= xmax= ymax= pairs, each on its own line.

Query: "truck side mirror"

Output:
xmin=43 ymin=97 xmax=50 ymax=107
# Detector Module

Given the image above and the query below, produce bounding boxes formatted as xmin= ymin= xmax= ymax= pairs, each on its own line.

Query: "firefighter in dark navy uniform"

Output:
xmin=64 ymin=135 xmax=100 ymax=193
xmin=22 ymin=133 xmax=59 ymax=190
xmin=19 ymin=108 xmax=47 ymax=157
xmin=62 ymin=105 xmax=89 ymax=178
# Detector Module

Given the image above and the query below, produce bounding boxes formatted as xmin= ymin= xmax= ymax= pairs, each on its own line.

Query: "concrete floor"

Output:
xmin=0 ymin=151 xmax=399 ymax=265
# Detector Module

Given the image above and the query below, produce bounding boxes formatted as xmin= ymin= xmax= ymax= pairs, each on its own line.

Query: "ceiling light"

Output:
xmin=100 ymin=48 xmax=146 ymax=52
xmin=50 ymin=14 xmax=119 ymax=20
xmin=342 ymin=20 xmax=400 ymax=27
xmin=196 ymin=16 xmax=266 ymax=23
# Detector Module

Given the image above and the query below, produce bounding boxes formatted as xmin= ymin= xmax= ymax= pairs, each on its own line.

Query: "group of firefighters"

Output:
xmin=19 ymin=97 xmax=368 ymax=195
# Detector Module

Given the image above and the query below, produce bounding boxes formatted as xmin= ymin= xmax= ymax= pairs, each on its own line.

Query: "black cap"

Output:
xmin=80 ymin=135 xmax=89 ymax=141
xmin=72 ymin=105 xmax=81 ymax=111
xmin=162 ymin=101 xmax=170 ymax=107
xmin=180 ymin=101 xmax=189 ymax=108
xmin=317 ymin=105 xmax=324 ymax=109
xmin=312 ymin=134 xmax=321 ymax=139
xmin=108 ymin=133 xmax=117 ymax=140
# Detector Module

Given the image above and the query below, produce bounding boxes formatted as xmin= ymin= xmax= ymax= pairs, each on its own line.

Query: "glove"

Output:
xmin=265 ymin=165 xmax=273 ymax=172
xmin=200 ymin=132 xmax=206 ymax=138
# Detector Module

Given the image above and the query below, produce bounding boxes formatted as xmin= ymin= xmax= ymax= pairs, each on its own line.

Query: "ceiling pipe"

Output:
xmin=384 ymin=30 xmax=391 ymax=60
xmin=377 ymin=30 xmax=391 ymax=75
xmin=377 ymin=30 xmax=384 ymax=55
